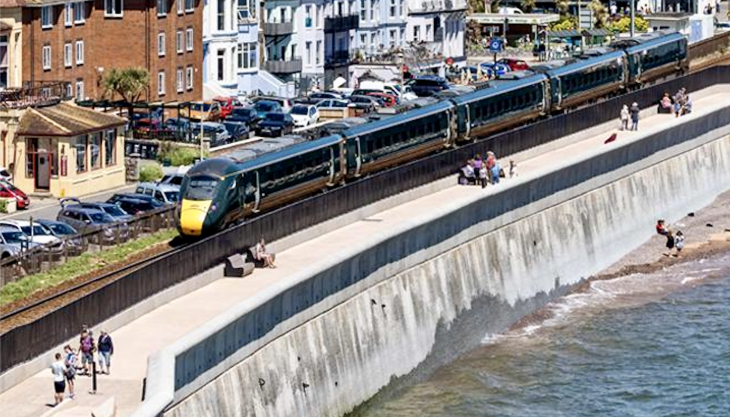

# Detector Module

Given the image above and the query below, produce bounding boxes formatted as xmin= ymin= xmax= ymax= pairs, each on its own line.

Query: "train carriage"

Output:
xmin=178 ymin=135 xmax=345 ymax=236
xmin=625 ymin=32 xmax=688 ymax=84
xmin=342 ymin=101 xmax=455 ymax=177
xmin=546 ymin=51 xmax=628 ymax=110
xmin=452 ymin=74 xmax=548 ymax=141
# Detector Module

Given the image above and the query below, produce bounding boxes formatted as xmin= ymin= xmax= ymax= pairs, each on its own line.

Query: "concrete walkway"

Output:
xmin=1 ymin=91 xmax=728 ymax=417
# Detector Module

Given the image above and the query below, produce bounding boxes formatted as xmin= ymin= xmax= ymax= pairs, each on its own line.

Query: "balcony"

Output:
xmin=264 ymin=59 xmax=303 ymax=74
xmin=434 ymin=27 xmax=444 ymax=42
xmin=264 ymin=21 xmax=294 ymax=36
xmin=324 ymin=15 xmax=359 ymax=32
xmin=0 ymin=82 xmax=72 ymax=110
xmin=325 ymin=50 xmax=352 ymax=67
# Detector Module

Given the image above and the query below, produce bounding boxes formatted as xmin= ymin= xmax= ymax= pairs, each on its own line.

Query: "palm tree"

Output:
xmin=102 ymin=67 xmax=150 ymax=103
xmin=556 ymin=0 xmax=570 ymax=16
xmin=521 ymin=0 xmax=536 ymax=13
xmin=588 ymin=0 xmax=608 ymax=28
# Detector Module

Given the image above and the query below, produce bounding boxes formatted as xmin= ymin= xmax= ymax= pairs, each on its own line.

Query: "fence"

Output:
xmin=0 ymin=65 xmax=728 ymax=375
xmin=0 ymin=208 xmax=175 ymax=288
xmin=688 ymin=31 xmax=730 ymax=61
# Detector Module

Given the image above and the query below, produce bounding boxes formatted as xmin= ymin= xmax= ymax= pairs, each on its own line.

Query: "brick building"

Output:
xmin=19 ymin=0 xmax=203 ymax=103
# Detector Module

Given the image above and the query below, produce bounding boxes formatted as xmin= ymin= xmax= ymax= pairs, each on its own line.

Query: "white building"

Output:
xmin=405 ymin=0 xmax=466 ymax=62
xmin=203 ymin=0 xmax=240 ymax=98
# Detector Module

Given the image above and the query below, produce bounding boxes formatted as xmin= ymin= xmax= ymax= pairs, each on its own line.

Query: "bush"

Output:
xmin=157 ymin=144 xmax=205 ymax=167
xmin=0 ymin=199 xmax=7 ymax=213
xmin=607 ymin=16 xmax=649 ymax=33
xmin=139 ymin=164 xmax=164 ymax=182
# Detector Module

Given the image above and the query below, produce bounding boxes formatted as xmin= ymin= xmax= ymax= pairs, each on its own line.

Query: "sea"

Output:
xmin=356 ymin=251 xmax=730 ymax=417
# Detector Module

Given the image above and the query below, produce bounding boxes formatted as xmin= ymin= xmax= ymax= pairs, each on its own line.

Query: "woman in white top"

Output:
xmin=50 ymin=352 xmax=67 ymax=406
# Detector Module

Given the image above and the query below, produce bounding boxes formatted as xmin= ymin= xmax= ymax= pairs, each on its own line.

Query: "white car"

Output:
xmin=0 ymin=167 xmax=12 ymax=183
xmin=290 ymin=104 xmax=320 ymax=128
xmin=0 ymin=220 xmax=61 ymax=246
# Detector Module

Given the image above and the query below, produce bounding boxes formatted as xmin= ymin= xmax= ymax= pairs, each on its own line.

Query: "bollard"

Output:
xmin=90 ymin=361 xmax=98 ymax=394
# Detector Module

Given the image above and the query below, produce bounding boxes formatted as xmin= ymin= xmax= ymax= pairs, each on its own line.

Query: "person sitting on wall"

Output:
xmin=656 ymin=220 xmax=669 ymax=236
xmin=254 ymin=238 xmax=276 ymax=268
xmin=658 ymin=93 xmax=673 ymax=114
xmin=459 ymin=160 xmax=477 ymax=185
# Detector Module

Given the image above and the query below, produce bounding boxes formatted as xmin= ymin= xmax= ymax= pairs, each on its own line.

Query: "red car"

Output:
xmin=213 ymin=96 xmax=242 ymax=119
xmin=497 ymin=58 xmax=530 ymax=71
xmin=0 ymin=181 xmax=30 ymax=209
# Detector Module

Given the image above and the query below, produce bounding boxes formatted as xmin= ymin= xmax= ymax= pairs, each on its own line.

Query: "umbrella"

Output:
xmin=332 ymin=76 xmax=347 ymax=89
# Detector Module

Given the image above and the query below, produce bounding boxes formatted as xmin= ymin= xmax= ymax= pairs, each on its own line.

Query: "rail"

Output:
xmin=0 ymin=65 xmax=728 ymax=377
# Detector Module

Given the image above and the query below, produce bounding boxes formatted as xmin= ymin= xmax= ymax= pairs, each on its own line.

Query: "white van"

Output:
xmin=359 ymin=81 xmax=418 ymax=102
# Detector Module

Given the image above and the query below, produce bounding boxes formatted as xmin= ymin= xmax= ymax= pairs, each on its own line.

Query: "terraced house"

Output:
xmin=12 ymin=0 xmax=203 ymax=102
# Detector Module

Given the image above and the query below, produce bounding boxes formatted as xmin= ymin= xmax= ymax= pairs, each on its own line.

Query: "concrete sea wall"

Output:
xmin=136 ymin=106 xmax=730 ymax=417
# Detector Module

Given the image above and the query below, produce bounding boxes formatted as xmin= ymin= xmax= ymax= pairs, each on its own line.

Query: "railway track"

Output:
xmin=2 ymin=36 xmax=728 ymax=334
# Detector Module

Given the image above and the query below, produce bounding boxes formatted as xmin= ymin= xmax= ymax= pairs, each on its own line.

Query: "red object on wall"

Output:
xmin=60 ymin=155 xmax=68 ymax=177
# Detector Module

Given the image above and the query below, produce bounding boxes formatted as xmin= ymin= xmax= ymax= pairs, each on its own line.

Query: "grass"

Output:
xmin=0 ymin=229 xmax=177 ymax=307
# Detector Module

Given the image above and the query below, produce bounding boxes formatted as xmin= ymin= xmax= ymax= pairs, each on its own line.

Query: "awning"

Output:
xmin=547 ymin=30 xmax=583 ymax=38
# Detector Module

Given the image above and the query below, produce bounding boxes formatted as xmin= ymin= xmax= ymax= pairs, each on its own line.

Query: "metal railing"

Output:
xmin=324 ymin=14 xmax=359 ymax=32
xmin=0 ymin=65 xmax=728 ymax=375
xmin=0 ymin=207 xmax=175 ymax=287
xmin=0 ymin=81 xmax=72 ymax=110
xmin=263 ymin=58 xmax=303 ymax=74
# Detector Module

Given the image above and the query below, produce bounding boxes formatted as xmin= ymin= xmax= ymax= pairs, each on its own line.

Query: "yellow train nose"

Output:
xmin=179 ymin=199 xmax=211 ymax=236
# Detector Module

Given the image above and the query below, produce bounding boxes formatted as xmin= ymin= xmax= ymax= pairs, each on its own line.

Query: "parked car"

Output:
xmin=36 ymin=219 xmax=84 ymax=255
xmin=349 ymin=95 xmax=381 ymax=111
xmin=251 ymin=96 xmax=293 ymax=113
xmin=308 ymin=92 xmax=343 ymax=103
xmin=107 ymin=193 xmax=168 ymax=214
xmin=366 ymin=92 xmax=398 ymax=107
xmin=0 ymin=220 xmax=61 ymax=246
xmin=256 ymin=112 xmax=295 ymax=137
xmin=60 ymin=198 xmax=135 ymax=223
xmin=164 ymin=117 xmax=195 ymax=138
xmin=159 ymin=166 xmax=190 ymax=186
xmin=181 ymin=101 xmax=222 ymax=121
xmin=212 ymin=96 xmax=242 ymax=118
xmin=0 ymin=226 xmax=35 ymax=257
xmin=0 ymin=166 xmax=12 ymax=183
xmin=290 ymin=104 xmax=320 ymax=127
xmin=315 ymin=99 xmax=350 ymax=109
xmin=195 ymin=122 xmax=232 ymax=147
xmin=223 ymin=121 xmax=251 ymax=142
xmin=57 ymin=207 xmax=129 ymax=242
xmin=497 ymin=58 xmax=530 ymax=71
xmin=134 ymin=183 xmax=181 ymax=205
xmin=0 ymin=180 xmax=29 ymax=209
xmin=227 ymin=107 xmax=261 ymax=129
xmin=407 ymin=75 xmax=451 ymax=97
xmin=253 ymin=100 xmax=283 ymax=119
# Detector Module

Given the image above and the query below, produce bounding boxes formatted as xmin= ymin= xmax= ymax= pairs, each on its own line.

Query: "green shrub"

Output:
xmin=139 ymin=164 xmax=164 ymax=182
xmin=157 ymin=144 xmax=206 ymax=167
xmin=0 ymin=199 xmax=7 ymax=213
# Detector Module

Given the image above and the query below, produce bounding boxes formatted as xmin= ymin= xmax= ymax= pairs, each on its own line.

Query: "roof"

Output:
xmin=547 ymin=29 xmax=582 ymax=38
xmin=234 ymin=135 xmax=343 ymax=174
xmin=343 ymin=101 xmax=453 ymax=137
xmin=582 ymin=28 xmax=613 ymax=37
xmin=546 ymin=51 xmax=625 ymax=78
xmin=16 ymin=102 xmax=126 ymax=137
xmin=0 ymin=0 xmax=25 ymax=7
xmin=625 ymin=32 xmax=686 ymax=53
xmin=450 ymin=74 xmax=548 ymax=106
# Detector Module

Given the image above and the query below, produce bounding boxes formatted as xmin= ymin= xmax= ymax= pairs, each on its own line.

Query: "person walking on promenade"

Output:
xmin=509 ymin=160 xmax=517 ymax=178
xmin=63 ymin=346 xmax=77 ymax=398
xmin=473 ymin=154 xmax=484 ymax=185
xmin=79 ymin=329 xmax=94 ymax=376
xmin=620 ymin=104 xmax=629 ymax=130
xmin=97 ymin=330 xmax=114 ymax=375
xmin=630 ymin=102 xmax=640 ymax=131
xmin=50 ymin=353 xmax=67 ymax=406
xmin=486 ymin=152 xmax=496 ymax=185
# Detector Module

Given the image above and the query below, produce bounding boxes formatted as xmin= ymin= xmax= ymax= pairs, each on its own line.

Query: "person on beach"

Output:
xmin=674 ymin=231 xmax=685 ymax=256
xmin=656 ymin=220 xmax=669 ymax=235
xmin=63 ymin=346 xmax=77 ymax=398
xmin=630 ymin=102 xmax=640 ymax=131
xmin=97 ymin=330 xmax=114 ymax=375
xmin=620 ymin=104 xmax=630 ymax=130
xmin=50 ymin=353 xmax=67 ymax=406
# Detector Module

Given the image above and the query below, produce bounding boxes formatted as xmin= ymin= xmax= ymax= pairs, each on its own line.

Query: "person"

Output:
xmin=478 ymin=161 xmax=488 ymax=188
xmin=674 ymin=231 xmax=685 ymax=255
xmin=63 ymin=346 xmax=77 ymax=398
xmin=659 ymin=93 xmax=672 ymax=113
xmin=473 ymin=155 xmax=484 ymax=185
xmin=491 ymin=160 xmax=501 ymax=184
xmin=656 ymin=219 xmax=668 ymax=235
xmin=255 ymin=238 xmax=276 ymax=268
xmin=509 ymin=160 xmax=517 ymax=178
xmin=683 ymin=96 xmax=692 ymax=115
xmin=79 ymin=329 xmax=94 ymax=376
xmin=665 ymin=230 xmax=675 ymax=252
xmin=50 ymin=353 xmax=67 ymax=406
xmin=630 ymin=102 xmax=640 ymax=131
xmin=674 ymin=98 xmax=683 ymax=117
xmin=620 ymin=105 xmax=629 ymax=130
xmin=485 ymin=152 xmax=496 ymax=184
xmin=97 ymin=330 xmax=114 ymax=375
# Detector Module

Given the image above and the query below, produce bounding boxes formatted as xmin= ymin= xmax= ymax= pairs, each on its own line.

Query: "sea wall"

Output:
xmin=138 ymin=107 xmax=730 ymax=417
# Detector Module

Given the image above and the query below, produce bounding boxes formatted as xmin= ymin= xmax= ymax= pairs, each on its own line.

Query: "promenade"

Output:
xmin=1 ymin=90 xmax=728 ymax=417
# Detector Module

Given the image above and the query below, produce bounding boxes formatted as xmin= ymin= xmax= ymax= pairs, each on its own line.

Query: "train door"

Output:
xmin=354 ymin=137 xmax=363 ymax=177
xmin=464 ymin=104 xmax=471 ymax=139
xmin=243 ymin=171 xmax=261 ymax=213
xmin=327 ymin=147 xmax=336 ymax=186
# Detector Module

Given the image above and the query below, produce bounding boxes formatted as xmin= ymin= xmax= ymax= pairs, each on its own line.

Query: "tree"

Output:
xmin=607 ymin=16 xmax=649 ymax=33
xmin=102 ymin=67 xmax=150 ymax=103
xmin=550 ymin=16 xmax=577 ymax=31
xmin=556 ymin=0 xmax=570 ymax=16
xmin=588 ymin=0 xmax=608 ymax=28
xmin=521 ymin=0 xmax=536 ymax=13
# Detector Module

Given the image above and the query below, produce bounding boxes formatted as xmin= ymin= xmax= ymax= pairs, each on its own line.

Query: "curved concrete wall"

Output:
xmin=133 ymin=106 xmax=730 ymax=417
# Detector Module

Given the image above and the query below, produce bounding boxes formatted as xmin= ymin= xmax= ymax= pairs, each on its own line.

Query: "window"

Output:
xmin=75 ymin=135 xmax=87 ymax=172
xmin=158 ymin=70 xmax=165 ymax=95
xmin=177 ymin=0 xmax=183 ymax=14
xmin=74 ymin=2 xmax=85 ymax=23
xmin=414 ymin=26 xmax=420 ymax=41
xmin=65 ymin=83 xmax=72 ymax=98
xmin=389 ymin=29 xmax=396 ymax=47
xmin=104 ymin=129 xmax=116 ymax=166
xmin=305 ymin=42 xmax=311 ymax=65
xmin=42 ymin=6 xmax=54 ymax=28
xmin=185 ymin=0 xmax=194 ymax=12
xmin=176 ymin=30 xmax=183 ymax=53
xmin=42 ymin=45 xmax=51 ymax=70
xmin=389 ymin=0 xmax=396 ymax=17
xmin=316 ymin=40 xmax=321 ymax=65
xmin=236 ymin=42 xmax=257 ymax=69
xmin=158 ymin=32 xmax=165 ymax=56
xmin=75 ymin=79 xmax=84 ymax=99
xmin=305 ymin=5 xmax=312 ymax=27
xmin=186 ymin=28 xmax=193 ymax=51
xmin=360 ymin=0 xmax=366 ymax=19
xmin=90 ymin=132 xmax=101 ymax=169
xmin=157 ymin=0 xmax=167 ymax=15
xmin=217 ymin=49 xmax=225 ymax=81
xmin=65 ymin=3 xmax=73 ymax=26
xmin=186 ymin=66 xmax=193 ymax=90
xmin=64 ymin=43 xmax=72 ymax=67
xmin=237 ymin=0 xmax=253 ymax=20
xmin=217 ymin=0 xmax=225 ymax=30
xmin=176 ymin=68 xmax=183 ymax=92
xmin=75 ymin=40 xmax=84 ymax=65
xmin=105 ymin=0 xmax=123 ymax=16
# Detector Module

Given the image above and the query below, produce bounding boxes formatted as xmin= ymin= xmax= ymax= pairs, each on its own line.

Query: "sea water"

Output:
xmin=356 ymin=252 xmax=730 ymax=417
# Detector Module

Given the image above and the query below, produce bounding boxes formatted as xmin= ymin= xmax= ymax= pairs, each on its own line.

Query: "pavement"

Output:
xmin=1 ymin=90 xmax=728 ymax=417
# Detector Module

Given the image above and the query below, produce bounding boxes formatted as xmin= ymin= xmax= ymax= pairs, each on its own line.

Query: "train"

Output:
xmin=177 ymin=32 xmax=688 ymax=237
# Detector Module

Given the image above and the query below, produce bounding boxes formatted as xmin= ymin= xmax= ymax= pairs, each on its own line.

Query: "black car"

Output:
xmin=107 ymin=193 xmax=167 ymax=215
xmin=256 ymin=113 xmax=295 ymax=137
xmin=408 ymin=75 xmax=451 ymax=97
xmin=227 ymin=107 xmax=260 ymax=129
xmin=223 ymin=121 xmax=251 ymax=142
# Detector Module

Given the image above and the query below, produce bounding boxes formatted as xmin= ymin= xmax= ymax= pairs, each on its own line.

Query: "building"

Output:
xmin=13 ymin=0 xmax=203 ymax=103
xmin=0 ymin=0 xmax=24 ymax=90
xmin=405 ymin=0 xmax=466 ymax=65
xmin=1 ymin=84 xmax=126 ymax=197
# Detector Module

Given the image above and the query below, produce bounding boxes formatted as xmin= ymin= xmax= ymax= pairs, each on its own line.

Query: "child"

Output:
xmin=509 ymin=160 xmax=517 ymax=178
xmin=674 ymin=231 xmax=685 ymax=256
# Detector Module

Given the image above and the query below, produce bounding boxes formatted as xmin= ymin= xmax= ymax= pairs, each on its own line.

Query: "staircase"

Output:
xmin=257 ymin=70 xmax=297 ymax=98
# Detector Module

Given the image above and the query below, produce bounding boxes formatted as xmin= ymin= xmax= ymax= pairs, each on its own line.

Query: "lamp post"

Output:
xmin=630 ymin=0 xmax=636 ymax=37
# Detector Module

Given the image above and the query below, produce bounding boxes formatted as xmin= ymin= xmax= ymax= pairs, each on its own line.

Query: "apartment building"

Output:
xmin=0 ymin=0 xmax=23 ymax=90
xmin=18 ymin=0 xmax=202 ymax=103
xmin=406 ymin=0 xmax=466 ymax=60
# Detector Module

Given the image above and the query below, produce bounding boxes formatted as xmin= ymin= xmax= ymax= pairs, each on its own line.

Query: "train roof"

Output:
xmin=226 ymin=135 xmax=307 ymax=162
xmin=450 ymin=73 xmax=548 ymax=106
xmin=186 ymin=157 xmax=241 ymax=178
xmin=545 ymin=50 xmax=626 ymax=78
xmin=625 ymin=31 xmax=686 ymax=53
xmin=230 ymin=134 xmax=343 ymax=174
xmin=342 ymin=100 xmax=454 ymax=138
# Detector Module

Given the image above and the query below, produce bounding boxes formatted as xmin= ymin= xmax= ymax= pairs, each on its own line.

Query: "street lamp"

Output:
xmin=630 ymin=0 xmax=636 ymax=37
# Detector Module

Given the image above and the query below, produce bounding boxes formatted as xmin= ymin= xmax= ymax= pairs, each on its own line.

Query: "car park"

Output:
xmin=308 ymin=92 xmax=343 ymax=103
xmin=227 ymin=107 xmax=260 ymax=129
xmin=407 ymin=75 xmax=451 ymax=97
xmin=57 ymin=207 xmax=129 ymax=242
xmin=349 ymin=95 xmax=381 ymax=111
xmin=60 ymin=198 xmax=135 ymax=222
xmin=0 ymin=180 xmax=29 ymax=209
xmin=195 ymin=122 xmax=232 ymax=147
xmin=36 ymin=219 xmax=84 ymax=255
xmin=0 ymin=220 xmax=61 ymax=246
xmin=497 ymin=58 xmax=530 ymax=71
xmin=181 ymin=101 xmax=222 ymax=121
xmin=212 ymin=96 xmax=242 ymax=118
xmin=107 ymin=193 xmax=168 ymax=214
xmin=134 ymin=183 xmax=181 ymax=205
xmin=253 ymin=100 xmax=283 ymax=119
xmin=256 ymin=112 xmax=295 ymax=137
xmin=316 ymin=99 xmax=349 ymax=109
xmin=290 ymin=104 xmax=320 ymax=127
xmin=223 ymin=121 xmax=251 ymax=142
xmin=251 ymin=96 xmax=293 ymax=113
